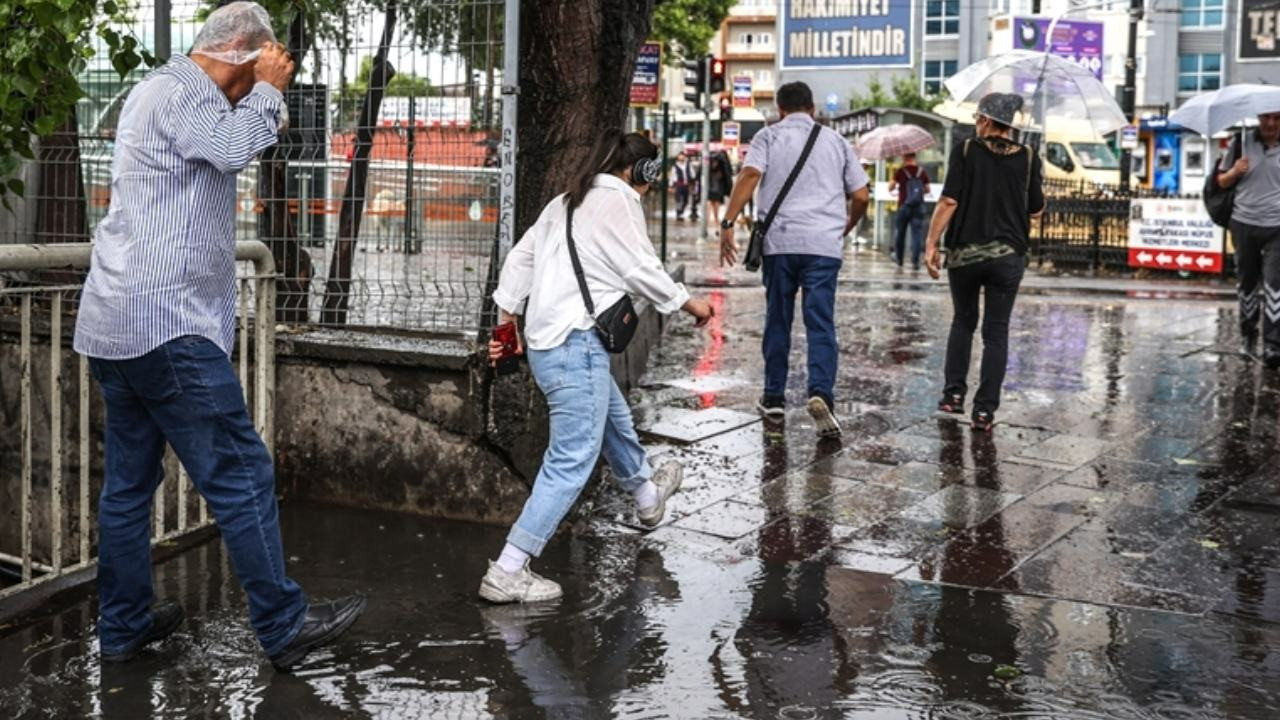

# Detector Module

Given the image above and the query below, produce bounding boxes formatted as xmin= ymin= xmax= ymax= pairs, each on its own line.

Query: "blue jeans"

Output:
xmin=90 ymin=336 xmax=307 ymax=657
xmin=509 ymin=330 xmax=651 ymax=556
xmin=762 ymin=254 xmax=842 ymax=406
xmin=894 ymin=203 xmax=926 ymax=267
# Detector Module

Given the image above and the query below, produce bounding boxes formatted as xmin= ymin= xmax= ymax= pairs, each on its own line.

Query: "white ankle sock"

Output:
xmin=496 ymin=543 xmax=530 ymax=574
xmin=633 ymin=480 xmax=659 ymax=511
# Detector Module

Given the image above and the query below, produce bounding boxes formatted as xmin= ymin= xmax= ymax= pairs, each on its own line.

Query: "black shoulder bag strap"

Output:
xmin=563 ymin=204 xmax=595 ymax=316
xmin=759 ymin=124 xmax=823 ymax=237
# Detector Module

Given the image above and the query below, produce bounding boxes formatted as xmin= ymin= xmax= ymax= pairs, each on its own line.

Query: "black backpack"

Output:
xmin=1204 ymin=134 xmax=1243 ymax=229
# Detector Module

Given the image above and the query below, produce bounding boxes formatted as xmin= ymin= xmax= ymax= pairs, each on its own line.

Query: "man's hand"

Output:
xmin=720 ymin=227 xmax=738 ymax=267
xmin=255 ymin=42 xmax=295 ymax=93
xmin=1229 ymin=155 xmax=1250 ymax=179
xmin=683 ymin=297 xmax=715 ymax=327
xmin=924 ymin=243 xmax=943 ymax=280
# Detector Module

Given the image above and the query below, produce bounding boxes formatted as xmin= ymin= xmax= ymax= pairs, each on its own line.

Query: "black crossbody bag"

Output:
xmin=564 ymin=205 xmax=638 ymax=354
xmin=744 ymin=124 xmax=823 ymax=271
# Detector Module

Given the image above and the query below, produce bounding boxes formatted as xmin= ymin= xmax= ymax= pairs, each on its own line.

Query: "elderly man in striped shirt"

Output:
xmin=74 ymin=2 xmax=364 ymax=671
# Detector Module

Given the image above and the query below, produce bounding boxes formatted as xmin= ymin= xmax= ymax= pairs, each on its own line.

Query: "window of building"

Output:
xmin=926 ymin=0 xmax=960 ymax=36
xmin=1180 ymin=0 xmax=1224 ymax=28
xmin=756 ymin=69 xmax=773 ymax=86
xmin=1178 ymin=53 xmax=1221 ymax=93
xmin=923 ymin=60 xmax=958 ymax=95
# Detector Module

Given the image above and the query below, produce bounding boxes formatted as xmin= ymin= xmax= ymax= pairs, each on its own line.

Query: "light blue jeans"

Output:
xmin=508 ymin=330 xmax=652 ymax=556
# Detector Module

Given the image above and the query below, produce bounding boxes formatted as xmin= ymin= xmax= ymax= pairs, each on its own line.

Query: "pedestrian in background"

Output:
xmin=484 ymin=130 xmax=715 ymax=604
xmin=717 ymin=81 xmax=870 ymax=438
xmin=924 ymin=92 xmax=1045 ymax=432
xmin=707 ymin=150 xmax=734 ymax=230
xmin=672 ymin=151 xmax=694 ymax=221
xmin=888 ymin=152 xmax=931 ymax=270
xmin=1216 ymin=111 xmax=1280 ymax=367
xmin=74 ymin=1 xmax=364 ymax=671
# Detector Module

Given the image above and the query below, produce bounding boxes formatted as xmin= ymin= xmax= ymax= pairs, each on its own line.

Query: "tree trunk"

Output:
xmin=514 ymin=0 xmax=656 ymax=236
xmin=35 ymin=109 xmax=87 ymax=245
xmin=321 ymin=3 xmax=398 ymax=324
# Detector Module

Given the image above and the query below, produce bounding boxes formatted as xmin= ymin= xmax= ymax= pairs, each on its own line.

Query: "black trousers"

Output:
xmin=943 ymin=253 xmax=1025 ymax=414
xmin=1231 ymin=220 xmax=1280 ymax=351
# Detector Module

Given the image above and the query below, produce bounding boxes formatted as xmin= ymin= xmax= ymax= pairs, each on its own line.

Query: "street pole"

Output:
xmin=1120 ymin=0 xmax=1143 ymax=190
xmin=661 ymin=101 xmax=670 ymax=264
xmin=700 ymin=62 xmax=712 ymax=241
xmin=496 ymin=0 xmax=520 ymax=262
xmin=155 ymin=0 xmax=171 ymax=62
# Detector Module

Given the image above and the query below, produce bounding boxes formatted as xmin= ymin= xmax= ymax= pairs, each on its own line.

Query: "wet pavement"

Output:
xmin=3 ymin=230 xmax=1279 ymax=718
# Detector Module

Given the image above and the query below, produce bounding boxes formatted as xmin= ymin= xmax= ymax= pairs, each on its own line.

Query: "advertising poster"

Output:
xmin=1240 ymin=0 xmax=1280 ymax=61
xmin=733 ymin=75 xmax=753 ymax=108
xmin=1012 ymin=17 xmax=1104 ymax=79
xmin=629 ymin=41 xmax=662 ymax=107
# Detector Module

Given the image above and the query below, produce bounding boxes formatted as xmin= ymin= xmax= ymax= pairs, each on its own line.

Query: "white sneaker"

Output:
xmin=637 ymin=461 xmax=684 ymax=528
xmin=478 ymin=561 xmax=563 ymax=604
xmin=807 ymin=396 xmax=842 ymax=438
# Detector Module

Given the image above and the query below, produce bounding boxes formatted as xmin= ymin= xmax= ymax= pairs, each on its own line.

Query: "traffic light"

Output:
xmin=719 ymin=96 xmax=733 ymax=121
xmin=682 ymin=57 xmax=705 ymax=107
xmin=708 ymin=56 xmax=725 ymax=94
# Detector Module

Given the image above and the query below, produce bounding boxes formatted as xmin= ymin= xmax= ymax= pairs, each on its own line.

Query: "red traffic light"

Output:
xmin=708 ymin=56 xmax=725 ymax=94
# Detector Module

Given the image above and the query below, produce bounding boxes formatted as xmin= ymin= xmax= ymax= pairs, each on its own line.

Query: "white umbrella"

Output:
xmin=854 ymin=125 xmax=936 ymax=161
xmin=944 ymin=50 xmax=1128 ymax=137
xmin=1169 ymin=84 xmax=1280 ymax=136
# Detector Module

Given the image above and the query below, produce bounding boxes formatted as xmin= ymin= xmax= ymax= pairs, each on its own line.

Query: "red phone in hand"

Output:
xmin=493 ymin=321 xmax=521 ymax=375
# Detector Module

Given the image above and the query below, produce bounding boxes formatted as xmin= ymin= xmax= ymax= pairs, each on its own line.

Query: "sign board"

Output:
xmin=629 ymin=41 xmax=662 ymax=107
xmin=1012 ymin=16 xmax=1104 ymax=79
xmin=1128 ymin=199 xmax=1224 ymax=273
xmin=732 ymin=75 xmax=753 ymax=108
xmin=781 ymin=0 xmax=913 ymax=69
xmin=1239 ymin=0 xmax=1280 ymax=61
xmin=825 ymin=92 xmax=840 ymax=112
xmin=1120 ymin=125 xmax=1139 ymax=150
xmin=722 ymin=121 xmax=741 ymax=147
xmin=379 ymin=97 xmax=472 ymax=126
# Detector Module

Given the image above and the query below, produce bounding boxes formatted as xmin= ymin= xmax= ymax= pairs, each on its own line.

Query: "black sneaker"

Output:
xmin=971 ymin=411 xmax=995 ymax=432
xmin=1265 ymin=349 xmax=1280 ymax=370
xmin=937 ymin=392 xmax=964 ymax=415
xmin=100 ymin=600 xmax=185 ymax=663
xmin=756 ymin=395 xmax=786 ymax=417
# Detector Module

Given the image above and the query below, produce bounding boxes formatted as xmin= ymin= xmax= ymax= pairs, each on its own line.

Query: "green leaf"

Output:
xmin=103 ymin=1 xmax=118 ymax=15
xmin=6 ymin=179 xmax=24 ymax=196
xmin=993 ymin=665 xmax=1022 ymax=680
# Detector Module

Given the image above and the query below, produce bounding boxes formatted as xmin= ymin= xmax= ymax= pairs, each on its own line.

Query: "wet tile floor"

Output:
xmin=2 ymin=245 xmax=1279 ymax=718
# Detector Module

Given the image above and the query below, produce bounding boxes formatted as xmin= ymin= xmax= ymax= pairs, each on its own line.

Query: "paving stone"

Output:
xmin=1014 ymin=434 xmax=1111 ymax=470
xmin=672 ymin=499 xmax=774 ymax=540
xmin=898 ymin=485 xmax=1023 ymax=530
xmin=637 ymin=406 xmax=760 ymax=443
xmin=806 ymin=451 xmax=896 ymax=482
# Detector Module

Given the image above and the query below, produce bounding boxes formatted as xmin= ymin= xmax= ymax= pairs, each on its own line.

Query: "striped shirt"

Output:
xmin=74 ymin=53 xmax=284 ymax=360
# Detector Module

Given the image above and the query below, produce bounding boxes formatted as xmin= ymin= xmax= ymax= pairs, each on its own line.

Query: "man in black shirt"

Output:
xmin=923 ymin=93 xmax=1046 ymax=432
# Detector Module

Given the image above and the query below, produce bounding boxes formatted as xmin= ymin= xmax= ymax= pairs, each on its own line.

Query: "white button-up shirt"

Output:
xmin=74 ymin=54 xmax=283 ymax=360
xmin=493 ymin=174 xmax=690 ymax=351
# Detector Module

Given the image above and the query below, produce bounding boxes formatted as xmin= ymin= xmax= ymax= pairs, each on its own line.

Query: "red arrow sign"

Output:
xmin=1129 ymin=249 xmax=1222 ymax=273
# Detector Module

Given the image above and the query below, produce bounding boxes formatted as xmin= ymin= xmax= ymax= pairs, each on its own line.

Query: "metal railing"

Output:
xmin=0 ymin=241 xmax=276 ymax=601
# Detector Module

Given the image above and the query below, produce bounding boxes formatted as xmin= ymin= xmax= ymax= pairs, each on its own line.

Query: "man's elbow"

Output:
xmin=850 ymin=186 xmax=870 ymax=204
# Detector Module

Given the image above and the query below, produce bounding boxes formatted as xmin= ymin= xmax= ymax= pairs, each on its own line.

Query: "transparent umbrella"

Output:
xmin=943 ymin=50 xmax=1127 ymax=137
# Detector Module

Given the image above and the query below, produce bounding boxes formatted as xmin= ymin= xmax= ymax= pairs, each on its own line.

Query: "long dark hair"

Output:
xmin=565 ymin=130 xmax=659 ymax=210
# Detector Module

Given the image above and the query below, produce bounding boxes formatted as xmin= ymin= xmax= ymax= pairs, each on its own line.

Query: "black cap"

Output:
xmin=977 ymin=92 xmax=1024 ymax=126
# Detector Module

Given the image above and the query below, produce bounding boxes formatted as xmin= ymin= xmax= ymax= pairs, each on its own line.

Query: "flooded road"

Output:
xmin=2 ymin=241 xmax=1278 ymax=718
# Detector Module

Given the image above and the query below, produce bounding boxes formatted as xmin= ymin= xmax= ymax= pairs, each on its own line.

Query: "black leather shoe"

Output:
xmin=100 ymin=599 xmax=185 ymax=663
xmin=269 ymin=595 xmax=366 ymax=671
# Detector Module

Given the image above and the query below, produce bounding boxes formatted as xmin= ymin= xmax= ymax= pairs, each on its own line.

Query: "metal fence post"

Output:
xmin=661 ymin=101 xmax=669 ymax=265
xmin=496 ymin=0 xmax=520 ymax=263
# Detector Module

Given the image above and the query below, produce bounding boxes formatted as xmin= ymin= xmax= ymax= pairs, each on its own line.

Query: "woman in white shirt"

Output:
xmin=480 ymin=131 xmax=714 ymax=604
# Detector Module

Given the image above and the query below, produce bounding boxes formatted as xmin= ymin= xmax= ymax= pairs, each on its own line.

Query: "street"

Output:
xmin=2 ymin=229 xmax=1278 ymax=719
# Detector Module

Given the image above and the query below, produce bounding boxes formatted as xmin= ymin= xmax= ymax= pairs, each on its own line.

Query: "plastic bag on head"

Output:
xmin=191 ymin=1 xmax=276 ymax=66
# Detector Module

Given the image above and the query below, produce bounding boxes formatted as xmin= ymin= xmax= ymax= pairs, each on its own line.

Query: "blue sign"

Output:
xmin=825 ymin=93 xmax=840 ymax=111
xmin=781 ymin=0 xmax=913 ymax=69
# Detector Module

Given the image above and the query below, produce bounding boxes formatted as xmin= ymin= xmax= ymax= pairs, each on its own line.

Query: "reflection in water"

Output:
xmin=691 ymin=290 xmax=728 ymax=408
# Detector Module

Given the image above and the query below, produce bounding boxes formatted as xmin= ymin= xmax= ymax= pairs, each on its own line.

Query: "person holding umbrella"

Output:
xmin=888 ymin=152 xmax=932 ymax=270
xmin=1214 ymin=111 xmax=1280 ymax=366
xmin=923 ymin=93 xmax=1045 ymax=432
